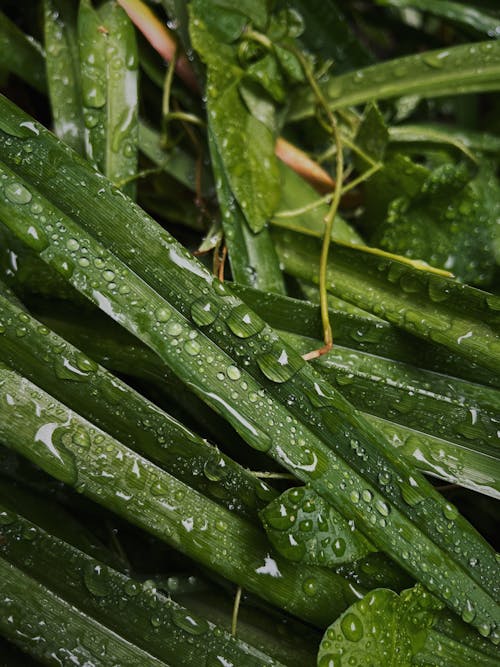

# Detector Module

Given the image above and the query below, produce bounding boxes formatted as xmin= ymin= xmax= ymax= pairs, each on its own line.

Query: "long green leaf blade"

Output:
xmin=0 ymin=493 xmax=284 ymax=666
xmin=271 ymin=228 xmax=500 ymax=376
xmin=0 ymin=558 xmax=168 ymax=667
xmin=44 ymin=0 xmax=86 ymax=154
xmin=0 ymin=286 xmax=275 ymax=523
xmin=377 ymin=0 xmax=500 ymax=37
xmin=0 ymin=10 xmax=46 ymax=93
xmin=0 ymin=361 xmax=359 ymax=627
xmin=233 ymin=284 xmax=499 ymax=388
xmin=0 ymin=97 xmax=498 ymax=639
xmin=209 ymin=128 xmax=285 ymax=292
xmin=290 ymin=40 xmax=500 ymax=120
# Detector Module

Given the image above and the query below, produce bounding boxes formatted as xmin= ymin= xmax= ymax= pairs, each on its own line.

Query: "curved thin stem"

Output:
xmin=231 ymin=586 xmax=243 ymax=637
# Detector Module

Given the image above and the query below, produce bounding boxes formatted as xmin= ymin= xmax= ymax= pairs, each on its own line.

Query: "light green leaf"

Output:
xmin=290 ymin=40 xmax=500 ymax=119
xmin=317 ymin=586 xmax=499 ymax=666
xmin=260 ymin=485 xmax=375 ymax=566
xmin=377 ymin=0 xmax=500 ymax=38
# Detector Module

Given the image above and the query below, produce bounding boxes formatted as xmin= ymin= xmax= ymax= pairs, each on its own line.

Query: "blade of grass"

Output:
xmin=98 ymin=0 xmax=139 ymax=198
xmin=0 ymin=98 xmax=498 ymax=638
xmin=231 ymin=283 xmax=499 ymax=388
xmin=388 ymin=124 xmax=478 ymax=162
xmin=0 ymin=558 xmax=168 ymax=667
xmin=0 ymin=287 xmax=276 ymax=523
xmin=392 ymin=124 xmax=500 ymax=154
xmin=377 ymin=0 xmax=500 ymax=37
xmin=0 ymin=494 xmax=285 ymax=666
xmin=209 ymin=128 xmax=285 ymax=292
xmin=0 ymin=10 xmax=46 ymax=93
xmin=0 ymin=361 xmax=360 ymax=628
xmin=290 ymin=40 xmax=500 ymax=120
xmin=78 ymin=0 xmax=139 ymax=196
xmin=43 ymin=0 xmax=86 ymax=154
xmin=139 ymin=119 xmax=211 ymax=194
xmin=271 ymin=228 xmax=500 ymax=376
xmin=280 ymin=331 xmax=500 ymax=450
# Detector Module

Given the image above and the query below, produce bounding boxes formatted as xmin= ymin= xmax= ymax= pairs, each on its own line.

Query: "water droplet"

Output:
xmin=400 ymin=476 xmax=425 ymax=506
xmin=72 ymin=427 xmax=91 ymax=449
xmin=191 ymin=297 xmax=219 ymax=326
xmin=318 ymin=654 xmax=342 ymax=667
xmin=102 ymin=269 xmax=115 ymax=282
xmin=75 ymin=353 xmax=98 ymax=373
xmin=478 ymin=622 xmax=491 ymax=638
xmin=150 ymin=614 xmax=162 ymax=628
xmin=424 ymin=50 xmax=450 ymax=68
xmin=226 ymin=365 xmax=241 ymax=380
xmin=83 ymin=563 xmax=108 ymax=597
xmin=443 ymin=503 xmax=458 ymax=520
xmin=203 ymin=456 xmax=227 ymax=482
xmin=171 ymin=608 xmax=209 ymax=635
xmin=257 ymin=344 xmax=304 ymax=383
xmin=5 ymin=182 xmax=32 ymax=204
xmin=34 ymin=423 xmax=77 ymax=485
xmin=461 ymin=600 xmax=475 ymax=623
xmin=0 ymin=509 xmax=16 ymax=525
xmin=350 ymin=490 xmax=360 ymax=503
xmin=54 ymin=356 xmax=92 ymax=382
xmin=332 ymin=538 xmax=346 ymax=557
xmin=340 ymin=612 xmax=364 ymax=642
xmin=66 ymin=238 xmax=80 ymax=252
xmin=184 ymin=339 xmax=201 ymax=356
xmin=166 ymin=321 xmax=183 ymax=336
xmin=378 ymin=471 xmax=391 ymax=486
xmin=302 ymin=577 xmax=317 ymax=596
xmin=154 ymin=306 xmax=171 ymax=323
xmin=374 ymin=499 xmax=390 ymax=517
xmin=226 ymin=304 xmax=264 ymax=338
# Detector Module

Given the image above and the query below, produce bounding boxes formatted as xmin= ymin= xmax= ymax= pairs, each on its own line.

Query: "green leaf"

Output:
xmin=0 ymin=492 xmax=285 ymax=666
xmin=190 ymin=2 xmax=281 ymax=232
xmin=355 ymin=103 xmax=389 ymax=163
xmin=0 ymin=96 xmax=498 ymax=638
xmin=317 ymin=585 xmax=499 ymax=666
xmin=78 ymin=0 xmax=139 ymax=196
xmin=272 ymin=161 xmax=364 ymax=245
xmin=375 ymin=162 xmax=496 ymax=285
xmin=377 ymin=0 xmax=500 ymax=38
xmin=260 ymin=485 xmax=375 ymax=566
xmin=388 ymin=124 xmax=479 ymax=163
xmin=245 ymin=54 xmax=286 ymax=103
xmin=396 ymin=124 xmax=500 ymax=155
xmin=290 ymin=40 xmax=500 ymax=120
xmin=0 ymin=10 xmax=46 ymax=93
xmin=209 ymin=128 xmax=285 ymax=292
xmin=271 ymin=227 xmax=500 ymax=378
xmin=44 ymin=0 xmax=85 ymax=154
